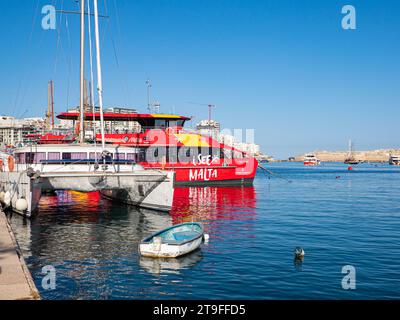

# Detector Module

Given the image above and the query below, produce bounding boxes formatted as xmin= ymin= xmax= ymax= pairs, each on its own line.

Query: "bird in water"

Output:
xmin=294 ymin=247 xmax=305 ymax=259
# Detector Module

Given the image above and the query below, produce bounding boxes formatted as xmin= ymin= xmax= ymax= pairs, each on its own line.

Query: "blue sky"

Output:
xmin=0 ymin=0 xmax=399 ymax=158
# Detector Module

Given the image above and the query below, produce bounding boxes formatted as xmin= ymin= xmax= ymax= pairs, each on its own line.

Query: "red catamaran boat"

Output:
xmin=49 ymin=111 xmax=258 ymax=186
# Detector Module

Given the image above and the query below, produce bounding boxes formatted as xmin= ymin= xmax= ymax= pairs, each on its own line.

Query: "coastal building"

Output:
xmin=196 ymin=119 xmax=221 ymax=140
xmin=196 ymin=118 xmax=262 ymax=157
xmin=0 ymin=116 xmax=46 ymax=147
xmin=218 ymin=133 xmax=261 ymax=156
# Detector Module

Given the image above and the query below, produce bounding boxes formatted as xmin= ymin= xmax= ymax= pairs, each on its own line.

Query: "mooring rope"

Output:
xmin=258 ymin=165 xmax=292 ymax=183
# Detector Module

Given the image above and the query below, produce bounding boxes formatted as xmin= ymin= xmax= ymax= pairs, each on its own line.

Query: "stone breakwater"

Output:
xmin=295 ymin=149 xmax=399 ymax=162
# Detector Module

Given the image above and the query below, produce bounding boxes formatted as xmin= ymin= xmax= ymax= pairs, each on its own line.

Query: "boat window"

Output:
xmin=176 ymin=146 xmax=197 ymax=164
xmin=168 ymin=120 xmax=177 ymax=128
xmin=223 ymin=149 xmax=232 ymax=159
xmin=62 ymin=153 xmax=71 ymax=160
xmin=89 ymin=152 xmax=102 ymax=160
xmin=128 ymin=153 xmax=138 ymax=161
xmin=155 ymin=119 xmax=167 ymax=129
xmin=233 ymin=151 xmax=243 ymax=159
xmin=15 ymin=153 xmax=25 ymax=164
xmin=62 ymin=152 xmax=88 ymax=160
xmin=48 ymin=152 xmax=60 ymax=160
xmin=167 ymin=147 xmax=178 ymax=163
xmin=146 ymin=147 xmax=167 ymax=163
xmin=115 ymin=153 xmax=126 ymax=160
xmin=34 ymin=153 xmax=46 ymax=164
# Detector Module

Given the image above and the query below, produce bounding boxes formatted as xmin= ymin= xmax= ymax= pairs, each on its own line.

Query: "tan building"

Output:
xmin=0 ymin=116 xmax=45 ymax=147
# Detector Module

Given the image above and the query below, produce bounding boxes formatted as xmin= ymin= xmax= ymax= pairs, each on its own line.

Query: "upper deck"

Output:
xmin=57 ymin=112 xmax=191 ymax=129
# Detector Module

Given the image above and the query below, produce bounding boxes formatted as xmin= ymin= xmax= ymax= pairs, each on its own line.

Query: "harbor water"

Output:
xmin=8 ymin=162 xmax=400 ymax=299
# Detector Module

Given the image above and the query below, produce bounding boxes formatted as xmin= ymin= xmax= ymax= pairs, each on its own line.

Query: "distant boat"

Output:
xmin=344 ymin=140 xmax=361 ymax=165
xmin=139 ymin=222 xmax=205 ymax=258
xmin=304 ymin=154 xmax=320 ymax=166
xmin=389 ymin=154 xmax=400 ymax=166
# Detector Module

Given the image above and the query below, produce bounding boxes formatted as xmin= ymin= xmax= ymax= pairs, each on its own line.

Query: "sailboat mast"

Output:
xmin=50 ymin=80 xmax=55 ymax=129
xmin=94 ymin=0 xmax=106 ymax=150
xmin=79 ymin=0 xmax=85 ymax=143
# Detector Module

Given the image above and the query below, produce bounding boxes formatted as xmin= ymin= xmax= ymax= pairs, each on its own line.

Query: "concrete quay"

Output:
xmin=0 ymin=209 xmax=40 ymax=300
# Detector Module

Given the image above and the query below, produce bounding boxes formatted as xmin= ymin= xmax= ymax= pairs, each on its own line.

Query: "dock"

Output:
xmin=0 ymin=209 xmax=40 ymax=300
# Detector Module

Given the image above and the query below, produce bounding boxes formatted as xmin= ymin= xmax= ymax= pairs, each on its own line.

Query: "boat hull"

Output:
xmin=139 ymin=237 xmax=203 ymax=258
xmin=142 ymin=158 xmax=258 ymax=186
xmin=304 ymin=161 xmax=319 ymax=166
xmin=99 ymin=171 xmax=175 ymax=212
xmin=0 ymin=172 xmax=42 ymax=217
xmin=139 ymin=222 xmax=204 ymax=258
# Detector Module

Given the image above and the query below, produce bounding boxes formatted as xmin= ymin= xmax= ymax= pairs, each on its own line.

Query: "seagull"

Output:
xmin=294 ymin=247 xmax=305 ymax=259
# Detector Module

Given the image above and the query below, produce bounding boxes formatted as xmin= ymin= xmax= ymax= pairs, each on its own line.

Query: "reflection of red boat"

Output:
xmin=52 ymin=112 xmax=258 ymax=186
xmin=170 ymin=186 xmax=257 ymax=224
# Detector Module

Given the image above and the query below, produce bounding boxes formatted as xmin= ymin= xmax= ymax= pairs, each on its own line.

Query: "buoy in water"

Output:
xmin=348 ymin=166 xmax=353 ymax=171
xmin=294 ymin=247 xmax=305 ymax=259
xmin=16 ymin=198 xmax=28 ymax=212
xmin=203 ymin=234 xmax=210 ymax=243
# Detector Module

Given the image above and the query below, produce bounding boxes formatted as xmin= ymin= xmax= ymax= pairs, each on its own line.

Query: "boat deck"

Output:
xmin=0 ymin=210 xmax=40 ymax=300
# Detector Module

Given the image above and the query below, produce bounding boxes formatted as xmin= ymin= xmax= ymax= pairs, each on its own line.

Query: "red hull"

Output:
xmin=304 ymin=161 xmax=319 ymax=166
xmin=141 ymin=158 xmax=258 ymax=185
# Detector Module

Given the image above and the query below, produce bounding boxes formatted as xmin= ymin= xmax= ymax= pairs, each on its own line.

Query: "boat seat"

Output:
xmin=173 ymin=231 xmax=200 ymax=241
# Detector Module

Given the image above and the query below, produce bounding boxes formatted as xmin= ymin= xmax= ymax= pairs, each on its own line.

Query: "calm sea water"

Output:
xmin=8 ymin=162 xmax=400 ymax=300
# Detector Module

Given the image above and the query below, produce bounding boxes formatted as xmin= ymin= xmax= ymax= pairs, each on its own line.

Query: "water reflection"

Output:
xmin=8 ymin=186 xmax=258 ymax=299
xmin=171 ymin=186 xmax=257 ymax=223
xmin=139 ymin=250 xmax=203 ymax=275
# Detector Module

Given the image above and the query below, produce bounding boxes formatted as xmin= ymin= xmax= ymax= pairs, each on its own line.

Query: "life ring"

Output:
xmin=8 ymin=156 xmax=15 ymax=172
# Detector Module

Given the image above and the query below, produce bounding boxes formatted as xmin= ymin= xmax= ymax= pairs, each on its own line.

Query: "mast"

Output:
xmin=47 ymin=81 xmax=51 ymax=129
xmin=46 ymin=80 xmax=55 ymax=130
xmin=94 ymin=0 xmax=106 ymax=150
xmin=79 ymin=0 xmax=85 ymax=143
xmin=348 ymin=139 xmax=353 ymax=158
xmin=146 ymin=79 xmax=152 ymax=113
xmin=50 ymin=80 xmax=55 ymax=129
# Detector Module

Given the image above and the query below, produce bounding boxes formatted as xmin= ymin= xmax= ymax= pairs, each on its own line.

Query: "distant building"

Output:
xmin=0 ymin=116 xmax=46 ymax=147
xmin=196 ymin=119 xmax=221 ymax=140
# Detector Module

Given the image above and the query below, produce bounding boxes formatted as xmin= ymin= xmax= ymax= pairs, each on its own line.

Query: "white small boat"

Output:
xmin=389 ymin=155 xmax=400 ymax=166
xmin=139 ymin=222 xmax=205 ymax=258
xmin=303 ymin=154 xmax=320 ymax=166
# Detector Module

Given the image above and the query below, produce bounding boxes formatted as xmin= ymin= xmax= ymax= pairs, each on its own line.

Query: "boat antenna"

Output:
xmin=94 ymin=0 xmax=106 ymax=151
xmin=79 ymin=0 xmax=85 ymax=144
xmin=208 ymin=104 xmax=215 ymax=122
xmin=146 ymin=79 xmax=152 ymax=113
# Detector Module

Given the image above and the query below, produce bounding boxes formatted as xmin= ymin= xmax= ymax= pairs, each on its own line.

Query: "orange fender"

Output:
xmin=8 ymin=156 xmax=15 ymax=172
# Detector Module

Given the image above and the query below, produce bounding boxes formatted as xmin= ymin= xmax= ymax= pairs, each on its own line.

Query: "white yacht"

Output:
xmin=0 ymin=144 xmax=175 ymax=217
xmin=389 ymin=154 xmax=400 ymax=166
xmin=1 ymin=1 xmax=176 ymax=217
xmin=303 ymin=154 xmax=320 ymax=166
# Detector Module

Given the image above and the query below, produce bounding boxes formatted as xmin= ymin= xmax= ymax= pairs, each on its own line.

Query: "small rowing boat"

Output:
xmin=139 ymin=222 xmax=205 ymax=258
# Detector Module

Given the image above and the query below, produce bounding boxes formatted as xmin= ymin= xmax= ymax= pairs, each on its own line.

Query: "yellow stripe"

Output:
xmin=151 ymin=114 xmax=183 ymax=119
xmin=174 ymin=134 xmax=210 ymax=147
